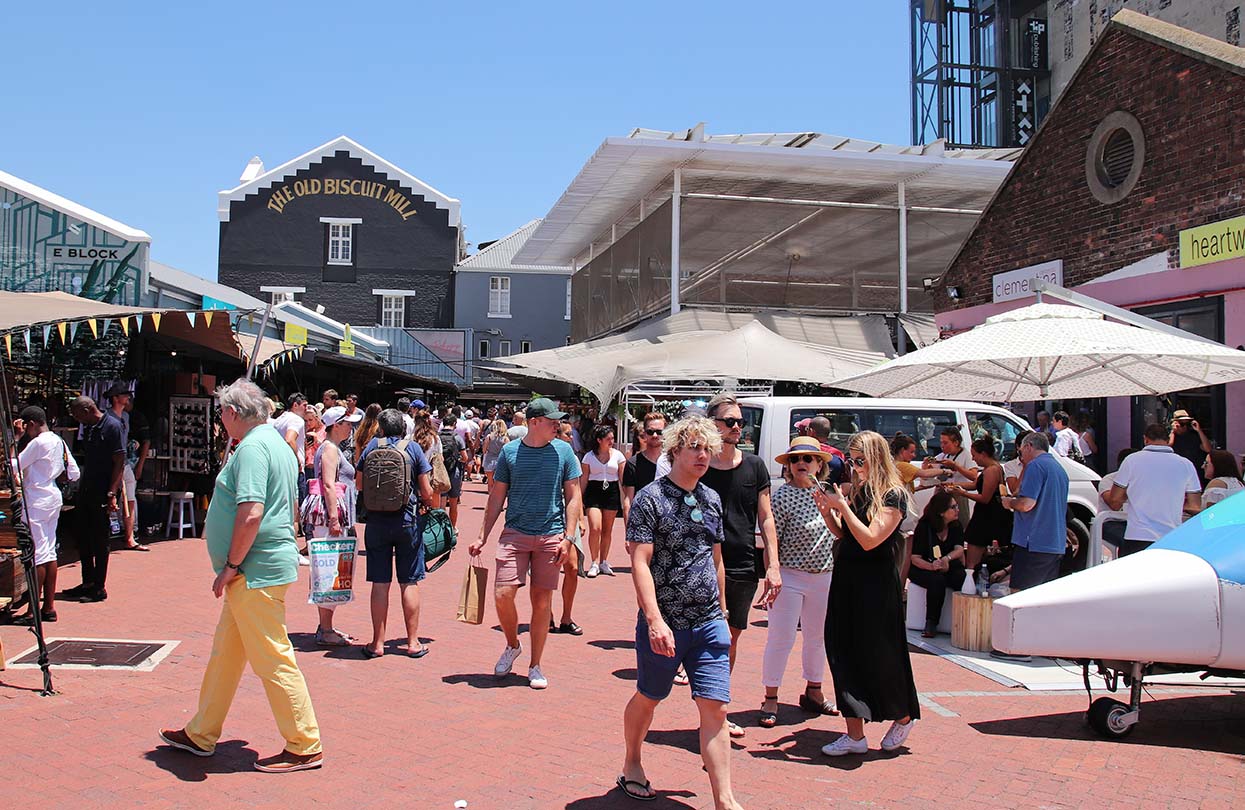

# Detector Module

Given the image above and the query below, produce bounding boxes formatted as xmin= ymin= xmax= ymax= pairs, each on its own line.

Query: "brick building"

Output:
xmin=933 ymin=10 xmax=1245 ymax=465
xmin=217 ymin=136 xmax=462 ymax=329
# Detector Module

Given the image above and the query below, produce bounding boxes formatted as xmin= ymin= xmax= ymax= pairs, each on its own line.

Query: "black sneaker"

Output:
xmin=79 ymin=589 xmax=108 ymax=603
xmin=61 ymin=585 xmax=90 ymax=599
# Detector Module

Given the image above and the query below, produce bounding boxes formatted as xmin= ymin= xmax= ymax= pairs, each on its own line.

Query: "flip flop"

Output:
xmin=616 ymin=775 xmax=656 ymax=801
xmin=360 ymin=647 xmax=383 ymax=660
xmin=728 ymin=721 xmax=746 ymax=738
xmin=402 ymin=645 xmax=430 ymax=659
xmin=128 ymin=543 xmax=151 ymax=552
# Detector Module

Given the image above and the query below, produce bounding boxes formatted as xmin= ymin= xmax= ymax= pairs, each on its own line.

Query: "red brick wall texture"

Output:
xmin=937 ymin=27 xmax=1245 ymax=313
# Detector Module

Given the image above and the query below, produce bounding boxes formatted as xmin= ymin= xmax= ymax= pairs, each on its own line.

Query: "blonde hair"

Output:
xmin=847 ymin=431 xmax=912 ymax=521
xmin=662 ymin=415 xmax=723 ymax=462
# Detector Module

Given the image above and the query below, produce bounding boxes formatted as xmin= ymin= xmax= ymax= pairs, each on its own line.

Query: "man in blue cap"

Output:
xmin=469 ymin=398 xmax=583 ymax=689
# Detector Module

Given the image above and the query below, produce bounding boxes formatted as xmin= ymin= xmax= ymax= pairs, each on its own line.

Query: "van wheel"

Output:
xmin=1063 ymin=516 xmax=1090 ymax=574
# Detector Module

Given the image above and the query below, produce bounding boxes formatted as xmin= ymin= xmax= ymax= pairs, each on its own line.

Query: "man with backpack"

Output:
xmin=439 ymin=416 xmax=470 ymax=531
xmin=357 ymin=409 xmax=435 ymax=659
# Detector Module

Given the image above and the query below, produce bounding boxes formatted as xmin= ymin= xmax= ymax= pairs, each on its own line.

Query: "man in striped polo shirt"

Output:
xmin=469 ymin=398 xmax=583 ymax=689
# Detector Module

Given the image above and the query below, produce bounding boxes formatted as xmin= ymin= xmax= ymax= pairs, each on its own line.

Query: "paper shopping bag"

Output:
xmin=456 ymin=556 xmax=488 ymax=625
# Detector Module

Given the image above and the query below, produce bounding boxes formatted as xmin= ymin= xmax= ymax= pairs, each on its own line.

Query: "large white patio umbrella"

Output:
xmin=832 ymin=301 xmax=1245 ymax=402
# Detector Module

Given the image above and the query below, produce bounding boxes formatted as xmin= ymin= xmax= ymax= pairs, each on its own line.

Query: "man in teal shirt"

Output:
xmin=160 ymin=380 xmax=323 ymax=774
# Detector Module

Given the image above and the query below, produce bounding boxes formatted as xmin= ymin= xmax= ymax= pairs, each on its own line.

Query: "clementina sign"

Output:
xmin=266 ymin=177 xmax=420 ymax=220
xmin=1180 ymin=215 xmax=1245 ymax=269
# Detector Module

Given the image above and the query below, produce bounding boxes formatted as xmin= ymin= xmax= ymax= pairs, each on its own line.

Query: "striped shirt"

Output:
xmin=494 ymin=438 xmax=581 ymax=535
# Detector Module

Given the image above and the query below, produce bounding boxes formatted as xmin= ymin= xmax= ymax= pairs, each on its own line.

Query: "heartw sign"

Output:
xmin=266 ymin=177 xmax=420 ymax=220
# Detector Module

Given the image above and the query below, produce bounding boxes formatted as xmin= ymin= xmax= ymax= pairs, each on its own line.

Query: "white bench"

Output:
xmin=906 ymin=582 xmax=953 ymax=634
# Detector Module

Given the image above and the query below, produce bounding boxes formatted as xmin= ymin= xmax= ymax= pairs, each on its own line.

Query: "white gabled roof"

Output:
xmin=0 ymin=169 xmax=151 ymax=243
xmin=217 ymin=136 xmax=461 ymax=227
xmin=455 ymin=219 xmax=571 ymax=274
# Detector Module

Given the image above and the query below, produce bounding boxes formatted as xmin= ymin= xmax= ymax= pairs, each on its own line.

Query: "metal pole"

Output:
xmin=244 ymin=303 xmax=275 ymax=381
xmin=681 ymin=191 xmax=982 ymax=216
xmin=1032 ymin=279 xmax=1224 ymax=347
xmin=671 ymin=169 xmax=682 ymax=315
xmin=898 ymin=182 xmax=909 ymax=356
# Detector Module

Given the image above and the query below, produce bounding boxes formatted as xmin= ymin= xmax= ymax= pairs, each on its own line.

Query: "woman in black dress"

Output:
xmin=814 ymin=430 xmax=920 ymax=756
xmin=947 ymin=437 xmax=1013 ymax=572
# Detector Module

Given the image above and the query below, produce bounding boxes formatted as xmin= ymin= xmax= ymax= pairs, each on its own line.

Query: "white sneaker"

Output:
xmin=880 ymin=719 xmax=915 ymax=751
xmin=586 ymin=563 xmax=600 ymax=578
xmin=599 ymin=561 xmax=614 ymax=575
xmin=297 ymin=555 xmax=311 ymax=567
xmin=528 ymin=665 xmax=548 ymax=689
xmin=821 ymin=734 xmax=868 ymax=756
xmin=494 ymin=644 xmax=523 ymax=677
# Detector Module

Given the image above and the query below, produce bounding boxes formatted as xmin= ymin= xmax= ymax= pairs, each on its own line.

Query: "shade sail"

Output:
xmin=492 ymin=320 xmax=888 ymax=404
xmin=0 ymin=291 xmax=168 ymax=334
xmin=832 ymin=302 xmax=1245 ymax=402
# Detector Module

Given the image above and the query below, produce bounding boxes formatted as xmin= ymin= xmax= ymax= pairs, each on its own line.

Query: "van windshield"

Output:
xmin=789 ymin=407 xmax=957 ymax=458
xmin=739 ymin=406 xmax=763 ymax=455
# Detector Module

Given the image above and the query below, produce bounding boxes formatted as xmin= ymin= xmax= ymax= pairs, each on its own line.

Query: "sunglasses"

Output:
xmin=788 ymin=454 xmax=820 ymax=464
xmin=683 ymin=493 xmax=704 ymax=524
xmin=715 ymin=417 xmax=745 ymax=428
xmin=644 ymin=428 xmax=663 ymax=436
xmin=847 ymin=456 xmax=867 ymax=468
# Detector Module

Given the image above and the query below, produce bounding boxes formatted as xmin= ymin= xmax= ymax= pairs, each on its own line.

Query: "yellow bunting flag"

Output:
xmin=151 ymin=313 xmax=162 ymax=331
xmin=4 ymin=334 xmax=10 ymax=359
xmin=88 ymin=319 xmax=98 ymax=338
xmin=120 ymin=318 xmax=130 ymax=337
xmin=56 ymin=322 xmax=67 ymax=344
xmin=203 ymin=311 xmax=214 ymax=328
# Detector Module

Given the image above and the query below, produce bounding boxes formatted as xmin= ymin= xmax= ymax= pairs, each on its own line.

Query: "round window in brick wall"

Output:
xmin=1085 ymin=111 xmax=1145 ymax=204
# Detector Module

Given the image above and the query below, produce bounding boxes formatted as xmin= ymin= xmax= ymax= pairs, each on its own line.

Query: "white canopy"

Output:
xmin=489 ymin=320 xmax=888 ymax=404
xmin=831 ymin=302 xmax=1245 ymax=402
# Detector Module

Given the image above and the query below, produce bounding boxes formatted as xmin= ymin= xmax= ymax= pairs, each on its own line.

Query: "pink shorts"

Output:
xmin=495 ymin=529 xmax=562 ymax=591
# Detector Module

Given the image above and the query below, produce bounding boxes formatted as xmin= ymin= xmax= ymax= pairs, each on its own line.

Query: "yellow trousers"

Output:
xmin=185 ymin=576 xmax=321 ymax=755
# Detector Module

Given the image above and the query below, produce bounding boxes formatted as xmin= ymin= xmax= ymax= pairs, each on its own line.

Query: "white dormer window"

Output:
xmin=321 ymin=217 xmax=362 ymax=266
xmin=488 ymin=276 xmax=511 ymax=317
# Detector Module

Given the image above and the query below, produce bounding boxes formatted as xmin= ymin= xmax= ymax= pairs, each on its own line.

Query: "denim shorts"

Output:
xmin=364 ymin=516 xmax=425 ymax=584
xmin=446 ymin=468 xmax=464 ymax=500
xmin=635 ymin=615 xmax=731 ymax=704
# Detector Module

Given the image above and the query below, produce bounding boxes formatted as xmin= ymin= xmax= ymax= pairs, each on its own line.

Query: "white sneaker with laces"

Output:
xmin=880 ymin=719 xmax=915 ymax=751
xmin=821 ymin=734 xmax=868 ymax=757
xmin=297 ymin=555 xmax=311 ymax=567
xmin=586 ymin=563 xmax=600 ymax=578
xmin=598 ymin=561 xmax=614 ymax=575
xmin=494 ymin=644 xmax=523 ymax=677
xmin=528 ymin=665 xmax=548 ymax=689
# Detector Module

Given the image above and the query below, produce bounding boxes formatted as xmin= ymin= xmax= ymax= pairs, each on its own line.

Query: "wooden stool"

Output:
xmin=166 ymin=492 xmax=197 ymax=539
xmin=951 ymin=592 xmax=994 ymax=652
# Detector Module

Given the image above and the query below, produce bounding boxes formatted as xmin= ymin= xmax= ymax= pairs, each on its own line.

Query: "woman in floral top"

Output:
xmin=757 ymin=436 xmax=839 ymax=727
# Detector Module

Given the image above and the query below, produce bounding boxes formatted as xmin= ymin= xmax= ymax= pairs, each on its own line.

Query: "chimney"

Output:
xmin=239 ymin=156 xmax=265 ymax=183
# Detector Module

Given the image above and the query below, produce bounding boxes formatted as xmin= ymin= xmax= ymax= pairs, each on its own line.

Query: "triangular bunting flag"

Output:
xmin=42 ymin=325 xmax=51 ymax=345
xmin=56 ymin=322 xmax=67 ymax=344
xmin=69 ymin=322 xmax=79 ymax=343
xmin=4 ymin=334 xmax=10 ymax=359
xmin=135 ymin=314 xmax=144 ymax=332
xmin=187 ymin=312 xmax=196 ymax=328
xmin=151 ymin=313 xmax=162 ymax=331
xmin=87 ymin=319 xmax=98 ymax=338
xmin=21 ymin=329 xmax=29 ymax=352
xmin=203 ymin=311 xmax=214 ymax=328
xmin=120 ymin=318 xmax=130 ymax=337
xmin=100 ymin=319 xmax=111 ymax=337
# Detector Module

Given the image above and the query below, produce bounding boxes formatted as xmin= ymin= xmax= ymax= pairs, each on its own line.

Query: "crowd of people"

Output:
xmin=12 ymin=378 xmax=1239 ymax=805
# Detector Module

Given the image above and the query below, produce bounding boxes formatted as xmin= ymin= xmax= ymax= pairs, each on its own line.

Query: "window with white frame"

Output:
xmin=478 ymin=339 xmax=490 ymax=359
xmin=488 ymin=276 xmax=511 ymax=317
xmin=499 ymin=339 xmax=511 ymax=356
xmin=520 ymin=340 xmax=532 ymax=353
xmin=565 ymin=279 xmax=572 ymax=320
xmin=381 ymin=295 xmax=405 ymax=327
xmin=328 ymin=223 xmax=353 ymax=265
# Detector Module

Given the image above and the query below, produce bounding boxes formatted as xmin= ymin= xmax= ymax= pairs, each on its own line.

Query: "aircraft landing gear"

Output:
xmin=1085 ymin=661 xmax=1143 ymax=739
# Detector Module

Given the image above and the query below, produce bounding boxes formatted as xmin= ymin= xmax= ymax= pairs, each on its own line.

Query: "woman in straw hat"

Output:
xmin=758 ymin=436 xmax=839 ymax=728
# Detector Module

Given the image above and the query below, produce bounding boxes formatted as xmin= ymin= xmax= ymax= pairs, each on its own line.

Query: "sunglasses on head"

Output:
xmin=644 ymin=428 xmax=663 ymax=436
xmin=715 ymin=417 xmax=745 ymax=428
xmin=788 ymin=454 xmax=819 ymax=464
xmin=848 ymin=456 xmax=867 ymax=468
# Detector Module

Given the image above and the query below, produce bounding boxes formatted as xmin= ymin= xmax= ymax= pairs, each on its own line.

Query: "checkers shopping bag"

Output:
xmin=456 ymin=555 xmax=488 ymax=625
xmin=308 ymin=533 xmax=357 ymax=606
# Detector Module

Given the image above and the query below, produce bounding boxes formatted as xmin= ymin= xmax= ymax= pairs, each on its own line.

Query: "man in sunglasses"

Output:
xmin=621 ymin=411 xmax=667 ymax=524
xmin=700 ymin=393 xmax=781 ymax=739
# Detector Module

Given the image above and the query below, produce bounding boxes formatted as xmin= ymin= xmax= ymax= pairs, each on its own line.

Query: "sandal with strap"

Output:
xmin=758 ymin=699 xmax=778 ymax=728
xmin=799 ymin=693 xmax=840 ymax=716
xmin=616 ymin=775 xmax=656 ymax=801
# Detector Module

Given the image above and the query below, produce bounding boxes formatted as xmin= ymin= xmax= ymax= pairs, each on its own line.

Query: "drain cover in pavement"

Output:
xmin=8 ymin=638 xmax=178 ymax=671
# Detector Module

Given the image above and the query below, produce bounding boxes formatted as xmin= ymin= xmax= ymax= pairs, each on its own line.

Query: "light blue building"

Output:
xmin=452 ymin=219 xmax=572 ymax=399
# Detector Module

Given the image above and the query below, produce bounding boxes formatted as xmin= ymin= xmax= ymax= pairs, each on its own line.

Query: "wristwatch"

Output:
xmin=225 ymin=559 xmax=241 ymax=571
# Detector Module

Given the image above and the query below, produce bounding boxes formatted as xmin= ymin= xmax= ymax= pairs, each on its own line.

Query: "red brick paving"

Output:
xmin=2 ymin=479 xmax=1243 ymax=809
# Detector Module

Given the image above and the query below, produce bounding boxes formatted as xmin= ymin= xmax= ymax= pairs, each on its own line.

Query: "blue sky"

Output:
xmin=4 ymin=2 xmax=911 ymax=278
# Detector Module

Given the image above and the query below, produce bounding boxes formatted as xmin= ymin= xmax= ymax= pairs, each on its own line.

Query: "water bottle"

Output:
xmin=976 ymin=564 xmax=990 ymax=597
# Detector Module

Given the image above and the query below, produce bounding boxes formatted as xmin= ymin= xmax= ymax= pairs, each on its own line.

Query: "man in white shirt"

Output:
xmin=1103 ymin=424 xmax=1201 ymax=556
xmin=14 ymin=406 xmax=79 ymax=624
xmin=1051 ymin=411 xmax=1079 ymax=458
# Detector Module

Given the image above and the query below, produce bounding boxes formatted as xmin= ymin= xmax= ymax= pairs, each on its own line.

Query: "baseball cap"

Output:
xmin=525 ymin=398 xmax=566 ymax=420
xmin=464 ymin=409 xmax=474 ymax=418
xmin=410 ymin=399 xmax=427 ymax=410
xmin=321 ymin=406 xmax=349 ymax=426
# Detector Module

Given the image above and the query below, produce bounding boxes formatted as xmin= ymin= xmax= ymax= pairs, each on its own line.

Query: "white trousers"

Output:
xmin=761 ymin=567 xmax=832 ymax=688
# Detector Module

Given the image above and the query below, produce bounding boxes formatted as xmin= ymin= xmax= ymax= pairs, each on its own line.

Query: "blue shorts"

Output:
xmin=364 ymin=516 xmax=426 ymax=584
xmin=635 ymin=615 xmax=731 ymax=704
xmin=447 ymin=468 xmax=464 ymax=500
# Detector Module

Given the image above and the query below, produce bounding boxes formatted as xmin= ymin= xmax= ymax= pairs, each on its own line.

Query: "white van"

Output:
xmin=735 ymin=396 xmax=1101 ymax=569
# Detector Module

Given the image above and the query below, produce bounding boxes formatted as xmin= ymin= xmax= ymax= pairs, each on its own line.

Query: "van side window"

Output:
xmin=790 ymin=408 xmax=864 ymax=454
xmin=870 ymin=410 xmax=957 ymax=459
xmin=968 ymin=411 xmax=1024 ymax=460
xmin=739 ymin=406 xmax=763 ymax=455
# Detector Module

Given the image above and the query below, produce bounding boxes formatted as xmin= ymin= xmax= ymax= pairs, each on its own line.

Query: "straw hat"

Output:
xmin=775 ymin=436 xmax=832 ymax=465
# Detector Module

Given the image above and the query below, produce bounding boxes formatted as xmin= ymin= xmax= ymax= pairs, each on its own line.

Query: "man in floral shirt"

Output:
xmin=618 ymin=416 xmax=741 ymax=810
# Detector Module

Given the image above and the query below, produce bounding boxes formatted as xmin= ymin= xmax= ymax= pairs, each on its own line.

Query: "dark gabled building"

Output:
xmin=217 ymin=136 xmax=463 ymax=329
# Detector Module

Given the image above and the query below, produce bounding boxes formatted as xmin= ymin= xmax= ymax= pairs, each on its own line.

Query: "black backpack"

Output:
xmin=439 ymin=428 xmax=460 ymax=476
xmin=362 ymin=438 xmax=412 ymax=513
